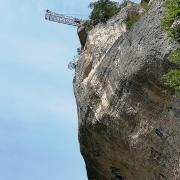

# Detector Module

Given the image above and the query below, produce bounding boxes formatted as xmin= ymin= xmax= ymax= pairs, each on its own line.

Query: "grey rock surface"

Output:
xmin=74 ymin=0 xmax=180 ymax=179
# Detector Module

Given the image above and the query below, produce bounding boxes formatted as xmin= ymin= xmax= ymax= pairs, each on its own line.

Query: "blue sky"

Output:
xmin=0 ymin=0 xmax=140 ymax=179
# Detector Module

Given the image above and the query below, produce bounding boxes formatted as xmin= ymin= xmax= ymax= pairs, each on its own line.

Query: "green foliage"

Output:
xmin=168 ymin=50 xmax=180 ymax=66
xmin=141 ymin=2 xmax=149 ymax=11
xmin=161 ymin=0 xmax=180 ymax=92
xmin=84 ymin=0 xmax=142 ymax=32
xmin=140 ymin=0 xmax=150 ymax=11
xmin=84 ymin=0 xmax=120 ymax=31
xmin=161 ymin=0 xmax=180 ymax=43
xmin=162 ymin=51 xmax=180 ymax=93
xmin=89 ymin=0 xmax=120 ymax=23
xmin=126 ymin=13 xmax=140 ymax=30
xmin=84 ymin=20 xmax=94 ymax=32
xmin=161 ymin=69 xmax=180 ymax=91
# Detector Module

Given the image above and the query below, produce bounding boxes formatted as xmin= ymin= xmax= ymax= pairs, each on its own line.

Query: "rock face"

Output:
xmin=78 ymin=25 xmax=87 ymax=49
xmin=73 ymin=0 xmax=180 ymax=179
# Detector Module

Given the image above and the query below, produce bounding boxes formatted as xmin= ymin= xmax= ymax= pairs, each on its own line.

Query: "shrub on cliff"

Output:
xmin=84 ymin=0 xmax=120 ymax=31
xmin=126 ymin=13 xmax=140 ymax=30
xmin=161 ymin=0 xmax=180 ymax=43
xmin=140 ymin=0 xmax=150 ymax=11
xmin=161 ymin=70 xmax=180 ymax=91
xmin=161 ymin=0 xmax=180 ymax=92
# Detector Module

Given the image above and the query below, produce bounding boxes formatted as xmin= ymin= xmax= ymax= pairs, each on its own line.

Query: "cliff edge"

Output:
xmin=74 ymin=0 xmax=180 ymax=179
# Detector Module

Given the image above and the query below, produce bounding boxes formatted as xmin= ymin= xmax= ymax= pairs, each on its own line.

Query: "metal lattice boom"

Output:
xmin=45 ymin=10 xmax=84 ymax=27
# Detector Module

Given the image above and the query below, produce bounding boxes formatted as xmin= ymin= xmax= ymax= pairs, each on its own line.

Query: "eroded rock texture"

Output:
xmin=73 ymin=1 xmax=180 ymax=179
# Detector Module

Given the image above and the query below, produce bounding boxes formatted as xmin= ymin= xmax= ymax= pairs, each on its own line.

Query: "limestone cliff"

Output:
xmin=74 ymin=0 xmax=180 ymax=179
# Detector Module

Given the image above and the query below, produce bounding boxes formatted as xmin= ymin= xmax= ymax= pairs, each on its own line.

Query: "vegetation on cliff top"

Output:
xmin=84 ymin=0 xmax=120 ymax=31
xmin=84 ymin=0 xmax=152 ymax=32
xmin=161 ymin=0 xmax=180 ymax=92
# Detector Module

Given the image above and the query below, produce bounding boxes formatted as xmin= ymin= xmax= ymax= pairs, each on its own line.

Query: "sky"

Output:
xmin=0 ymin=0 xmax=139 ymax=180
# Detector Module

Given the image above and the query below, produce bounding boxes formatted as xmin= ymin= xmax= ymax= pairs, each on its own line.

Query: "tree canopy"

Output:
xmin=89 ymin=0 xmax=120 ymax=23
xmin=84 ymin=0 xmax=120 ymax=31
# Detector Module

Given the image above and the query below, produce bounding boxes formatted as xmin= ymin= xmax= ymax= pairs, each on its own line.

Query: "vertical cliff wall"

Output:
xmin=74 ymin=0 xmax=180 ymax=179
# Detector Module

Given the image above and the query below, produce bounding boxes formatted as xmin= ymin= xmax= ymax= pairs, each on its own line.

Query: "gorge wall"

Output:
xmin=74 ymin=0 xmax=180 ymax=179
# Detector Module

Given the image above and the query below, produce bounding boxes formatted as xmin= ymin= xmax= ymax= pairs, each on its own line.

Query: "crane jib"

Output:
xmin=45 ymin=10 xmax=83 ymax=27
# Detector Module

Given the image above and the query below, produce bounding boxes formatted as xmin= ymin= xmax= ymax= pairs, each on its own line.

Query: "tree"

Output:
xmin=84 ymin=0 xmax=120 ymax=31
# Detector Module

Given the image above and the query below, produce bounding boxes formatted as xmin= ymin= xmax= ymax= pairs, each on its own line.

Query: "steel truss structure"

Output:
xmin=45 ymin=10 xmax=84 ymax=27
